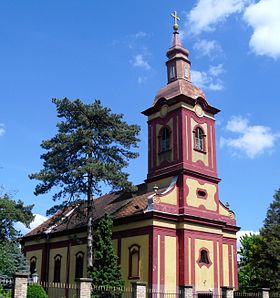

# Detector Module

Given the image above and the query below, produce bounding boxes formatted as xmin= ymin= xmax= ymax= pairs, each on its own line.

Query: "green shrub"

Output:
xmin=27 ymin=284 xmax=48 ymax=298
xmin=0 ymin=286 xmax=11 ymax=298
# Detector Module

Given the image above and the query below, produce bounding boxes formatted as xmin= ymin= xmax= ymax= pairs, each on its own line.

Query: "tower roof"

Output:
xmin=143 ymin=12 xmax=219 ymax=116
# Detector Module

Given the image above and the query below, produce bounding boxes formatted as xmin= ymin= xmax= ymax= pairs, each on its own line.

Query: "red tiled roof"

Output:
xmin=22 ymin=185 xmax=155 ymax=239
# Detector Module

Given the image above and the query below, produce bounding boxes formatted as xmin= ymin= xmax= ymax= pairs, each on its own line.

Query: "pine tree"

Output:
xmin=90 ymin=214 xmax=124 ymax=288
xmin=260 ymin=188 xmax=280 ymax=288
xmin=30 ymin=98 xmax=140 ymax=270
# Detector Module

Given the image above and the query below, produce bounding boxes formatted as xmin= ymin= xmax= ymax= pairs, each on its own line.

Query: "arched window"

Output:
xmin=75 ymin=252 xmax=84 ymax=279
xmin=159 ymin=127 xmax=172 ymax=162
xmin=199 ymin=249 xmax=210 ymax=264
xmin=53 ymin=254 xmax=62 ymax=282
xmin=161 ymin=127 xmax=170 ymax=152
xmin=169 ymin=65 xmax=176 ymax=80
xmin=195 ymin=127 xmax=204 ymax=151
xmin=128 ymin=244 xmax=140 ymax=279
xmin=29 ymin=256 xmax=37 ymax=275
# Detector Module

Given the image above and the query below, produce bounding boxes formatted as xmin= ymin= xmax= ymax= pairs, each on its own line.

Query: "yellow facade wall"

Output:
xmin=195 ymin=239 xmax=214 ymax=292
xmin=112 ymin=239 xmax=118 ymax=254
xmin=164 ymin=236 xmax=177 ymax=293
xmin=68 ymin=244 xmax=87 ymax=283
xmin=217 ymin=241 xmax=220 ymax=290
xmin=26 ymin=249 xmax=43 ymax=281
xmin=48 ymin=247 xmax=68 ymax=283
xmin=158 ymin=235 xmax=161 ymax=293
xmin=121 ymin=235 xmax=149 ymax=287
xmin=186 ymin=178 xmax=217 ymax=211
xmin=219 ymin=203 xmax=230 ymax=216
xmin=223 ymin=244 xmax=229 ymax=286
xmin=147 ymin=177 xmax=173 ymax=192
xmin=188 ymin=238 xmax=192 ymax=284
xmin=191 ymin=119 xmax=209 ymax=166
xmin=231 ymin=245 xmax=235 ymax=287
xmin=159 ymin=187 xmax=177 ymax=205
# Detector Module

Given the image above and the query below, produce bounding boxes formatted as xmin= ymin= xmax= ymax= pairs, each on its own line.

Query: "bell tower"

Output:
xmin=142 ymin=13 xmax=238 ymax=293
xmin=142 ymin=12 xmax=223 ymax=217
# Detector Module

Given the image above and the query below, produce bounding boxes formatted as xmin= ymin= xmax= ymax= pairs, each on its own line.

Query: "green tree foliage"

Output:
xmin=0 ymin=192 xmax=33 ymax=276
xmin=238 ymin=233 xmax=267 ymax=289
xmin=89 ymin=214 xmax=124 ymax=288
xmin=30 ymin=98 xmax=140 ymax=270
xmin=0 ymin=286 xmax=11 ymax=298
xmin=27 ymin=284 xmax=48 ymax=298
xmin=238 ymin=188 xmax=280 ymax=289
xmin=0 ymin=193 xmax=34 ymax=242
xmin=259 ymin=187 xmax=280 ymax=289
xmin=0 ymin=242 xmax=28 ymax=276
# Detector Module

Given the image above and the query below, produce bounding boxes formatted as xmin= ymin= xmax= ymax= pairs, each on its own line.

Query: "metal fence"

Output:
xmin=147 ymin=290 xmax=180 ymax=298
xmin=91 ymin=285 xmax=133 ymax=298
xmin=234 ymin=291 xmax=263 ymax=298
xmin=0 ymin=276 xmax=13 ymax=297
xmin=270 ymin=291 xmax=280 ymax=298
xmin=38 ymin=281 xmax=79 ymax=298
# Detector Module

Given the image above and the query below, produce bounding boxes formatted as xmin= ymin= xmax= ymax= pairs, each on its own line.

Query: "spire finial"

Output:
xmin=171 ymin=11 xmax=180 ymax=32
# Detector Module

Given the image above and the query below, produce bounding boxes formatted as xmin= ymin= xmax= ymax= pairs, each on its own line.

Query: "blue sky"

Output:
xmin=1 ymin=0 xmax=280 ymax=235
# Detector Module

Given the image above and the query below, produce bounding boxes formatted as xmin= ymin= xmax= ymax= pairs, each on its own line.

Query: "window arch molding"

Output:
xmin=197 ymin=247 xmax=212 ymax=268
xmin=128 ymin=244 xmax=140 ymax=279
xmin=193 ymin=125 xmax=206 ymax=153
xmin=75 ymin=251 xmax=84 ymax=279
xmin=53 ymin=254 xmax=62 ymax=283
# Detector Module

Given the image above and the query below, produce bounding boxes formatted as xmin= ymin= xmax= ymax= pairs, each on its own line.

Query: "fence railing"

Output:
xmin=92 ymin=285 xmax=133 ymax=298
xmin=35 ymin=281 xmax=79 ymax=298
xmin=0 ymin=276 xmax=13 ymax=289
xmin=270 ymin=292 xmax=280 ymax=298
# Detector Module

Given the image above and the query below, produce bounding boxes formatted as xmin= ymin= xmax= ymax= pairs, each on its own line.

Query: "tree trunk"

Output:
xmin=87 ymin=172 xmax=93 ymax=271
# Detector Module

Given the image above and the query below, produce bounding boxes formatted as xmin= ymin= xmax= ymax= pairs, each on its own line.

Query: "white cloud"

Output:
xmin=191 ymin=64 xmax=224 ymax=91
xmin=0 ymin=124 xmax=5 ymax=137
xmin=132 ymin=31 xmax=148 ymax=38
xmin=137 ymin=76 xmax=147 ymax=84
xmin=220 ymin=116 xmax=280 ymax=158
xmin=209 ymin=64 xmax=224 ymax=76
xmin=208 ymin=82 xmax=224 ymax=91
xmin=187 ymin=0 xmax=251 ymax=35
xmin=132 ymin=54 xmax=151 ymax=70
xmin=243 ymin=0 xmax=280 ymax=59
xmin=193 ymin=39 xmax=222 ymax=57
xmin=15 ymin=213 xmax=48 ymax=235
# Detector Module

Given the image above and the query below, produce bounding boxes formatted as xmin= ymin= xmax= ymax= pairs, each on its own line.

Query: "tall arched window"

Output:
xmin=75 ymin=252 xmax=84 ymax=279
xmin=159 ymin=127 xmax=171 ymax=162
xmin=53 ymin=254 xmax=62 ymax=282
xmin=195 ymin=127 xmax=204 ymax=151
xmin=161 ymin=127 xmax=170 ymax=152
xmin=128 ymin=244 xmax=140 ymax=279
xmin=29 ymin=256 xmax=37 ymax=275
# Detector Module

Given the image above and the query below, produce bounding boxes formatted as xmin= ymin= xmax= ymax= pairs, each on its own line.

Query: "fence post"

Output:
xmin=12 ymin=272 xmax=28 ymax=298
xmin=259 ymin=288 xmax=270 ymax=298
xmin=131 ymin=282 xmax=146 ymax=298
xmin=75 ymin=278 xmax=92 ymax=298
xmin=221 ymin=287 xmax=234 ymax=298
xmin=179 ymin=285 xmax=193 ymax=298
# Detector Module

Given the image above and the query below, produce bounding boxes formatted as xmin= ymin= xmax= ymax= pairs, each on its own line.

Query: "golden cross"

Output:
xmin=171 ymin=11 xmax=180 ymax=26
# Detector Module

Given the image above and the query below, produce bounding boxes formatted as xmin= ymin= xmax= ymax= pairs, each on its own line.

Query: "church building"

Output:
xmin=21 ymin=13 xmax=239 ymax=295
